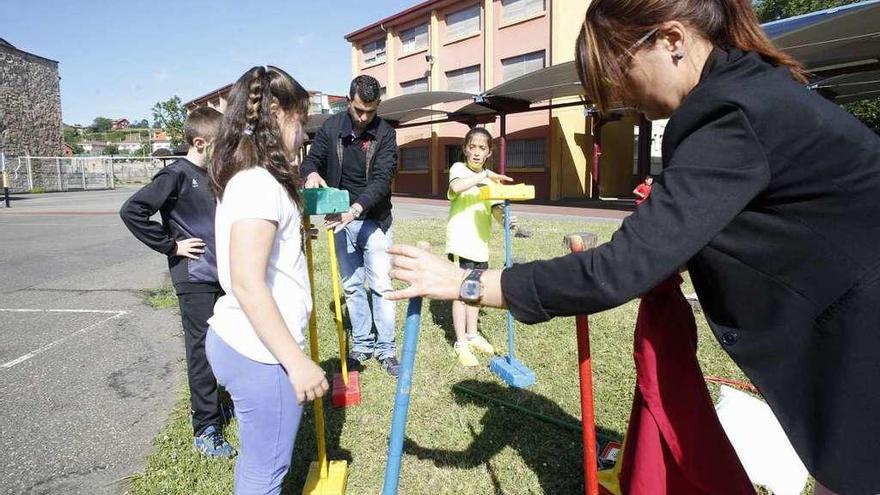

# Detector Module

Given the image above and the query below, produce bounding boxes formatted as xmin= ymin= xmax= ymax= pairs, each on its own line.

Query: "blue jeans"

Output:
xmin=206 ymin=329 xmax=304 ymax=495
xmin=334 ymin=219 xmax=397 ymax=359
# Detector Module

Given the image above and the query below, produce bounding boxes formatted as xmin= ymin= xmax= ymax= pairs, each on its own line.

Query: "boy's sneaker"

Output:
xmin=454 ymin=342 xmax=480 ymax=367
xmin=378 ymin=355 xmax=400 ymax=377
xmin=466 ymin=334 xmax=495 ymax=355
xmin=193 ymin=425 xmax=236 ymax=459
xmin=347 ymin=350 xmax=372 ymax=371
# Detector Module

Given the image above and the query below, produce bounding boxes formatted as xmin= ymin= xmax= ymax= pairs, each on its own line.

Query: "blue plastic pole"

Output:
xmin=382 ymin=297 xmax=423 ymax=495
xmin=504 ymin=199 xmax=515 ymax=363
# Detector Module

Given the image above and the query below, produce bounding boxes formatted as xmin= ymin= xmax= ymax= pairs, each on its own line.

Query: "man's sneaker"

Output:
xmin=466 ymin=334 xmax=495 ymax=355
xmin=193 ymin=425 xmax=237 ymax=459
xmin=454 ymin=342 xmax=480 ymax=367
xmin=347 ymin=350 xmax=373 ymax=371
xmin=378 ymin=355 xmax=400 ymax=377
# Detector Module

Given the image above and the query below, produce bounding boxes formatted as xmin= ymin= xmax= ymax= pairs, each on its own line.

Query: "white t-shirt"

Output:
xmin=208 ymin=167 xmax=312 ymax=364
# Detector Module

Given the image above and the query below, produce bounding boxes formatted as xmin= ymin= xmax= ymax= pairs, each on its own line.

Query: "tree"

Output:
xmin=152 ymin=96 xmax=188 ymax=148
xmin=754 ymin=0 xmax=880 ymax=133
xmin=131 ymin=119 xmax=150 ymax=128
xmin=72 ymin=144 xmax=84 ymax=155
xmin=90 ymin=117 xmax=114 ymax=133
xmin=63 ymin=127 xmax=81 ymax=145
xmin=138 ymin=143 xmax=152 ymax=157
xmin=103 ymin=144 xmax=119 ymax=156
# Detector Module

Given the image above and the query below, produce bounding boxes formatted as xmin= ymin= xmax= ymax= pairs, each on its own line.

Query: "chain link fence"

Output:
xmin=0 ymin=156 xmax=166 ymax=193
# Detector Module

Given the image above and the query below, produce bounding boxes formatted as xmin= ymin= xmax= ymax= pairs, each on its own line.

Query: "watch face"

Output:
xmin=461 ymin=279 xmax=481 ymax=302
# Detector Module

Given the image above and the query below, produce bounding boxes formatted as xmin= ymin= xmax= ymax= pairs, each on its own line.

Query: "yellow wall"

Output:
xmin=550 ymin=0 xmax=637 ymax=199
xmin=600 ymin=115 xmax=639 ymax=197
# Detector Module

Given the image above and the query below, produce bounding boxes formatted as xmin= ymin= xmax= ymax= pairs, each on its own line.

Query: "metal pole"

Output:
xmin=81 ymin=159 xmax=86 ymax=190
xmin=56 ymin=157 xmax=63 ymax=191
xmin=26 ymin=156 xmax=33 ymax=192
xmin=108 ymin=157 xmax=115 ymax=189
xmin=2 ymin=152 xmax=9 ymax=208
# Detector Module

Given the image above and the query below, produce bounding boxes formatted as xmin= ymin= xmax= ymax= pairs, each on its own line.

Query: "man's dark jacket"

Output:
xmin=301 ymin=112 xmax=398 ymax=231
xmin=502 ymin=49 xmax=880 ymax=494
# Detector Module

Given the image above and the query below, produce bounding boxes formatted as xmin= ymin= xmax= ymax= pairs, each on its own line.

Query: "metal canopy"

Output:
xmin=812 ymin=68 xmax=880 ymax=104
xmin=482 ymin=61 xmax=584 ymax=104
xmin=377 ymin=91 xmax=475 ymax=117
xmin=766 ymin=0 xmax=880 ymax=77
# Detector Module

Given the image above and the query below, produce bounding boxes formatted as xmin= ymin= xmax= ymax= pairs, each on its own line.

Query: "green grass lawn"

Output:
xmin=129 ymin=216 xmax=754 ymax=495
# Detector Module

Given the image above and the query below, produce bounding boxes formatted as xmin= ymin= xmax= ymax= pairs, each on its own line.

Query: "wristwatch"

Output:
xmin=459 ymin=269 xmax=484 ymax=305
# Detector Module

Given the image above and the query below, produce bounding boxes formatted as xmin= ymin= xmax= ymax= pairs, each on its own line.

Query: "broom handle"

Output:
xmin=382 ymin=297 xmax=423 ymax=495
xmin=327 ymin=228 xmax=349 ymax=385
xmin=304 ymin=217 xmax=329 ymax=478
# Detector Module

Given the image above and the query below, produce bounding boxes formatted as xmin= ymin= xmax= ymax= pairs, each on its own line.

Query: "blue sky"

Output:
xmin=1 ymin=0 xmax=416 ymax=125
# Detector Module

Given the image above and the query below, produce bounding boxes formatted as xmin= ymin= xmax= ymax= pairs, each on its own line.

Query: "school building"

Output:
xmin=346 ymin=0 xmax=653 ymax=201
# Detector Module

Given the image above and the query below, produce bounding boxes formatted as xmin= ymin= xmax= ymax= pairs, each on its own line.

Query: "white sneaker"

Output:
xmin=467 ymin=334 xmax=495 ymax=355
xmin=454 ymin=342 xmax=480 ymax=367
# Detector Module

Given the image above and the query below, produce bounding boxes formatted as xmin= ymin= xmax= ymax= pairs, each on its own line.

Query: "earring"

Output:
xmin=673 ymin=51 xmax=685 ymax=61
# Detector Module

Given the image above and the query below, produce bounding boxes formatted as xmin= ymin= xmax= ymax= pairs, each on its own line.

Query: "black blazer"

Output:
xmin=502 ymin=49 xmax=880 ymax=494
xmin=301 ymin=112 xmax=398 ymax=231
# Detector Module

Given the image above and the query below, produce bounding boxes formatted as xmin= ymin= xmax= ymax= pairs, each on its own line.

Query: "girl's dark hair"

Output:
xmin=209 ymin=65 xmax=310 ymax=204
xmin=576 ymin=0 xmax=808 ymax=113
xmin=463 ymin=127 xmax=493 ymax=148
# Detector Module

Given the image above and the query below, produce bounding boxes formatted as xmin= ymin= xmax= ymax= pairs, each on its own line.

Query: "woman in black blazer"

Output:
xmin=387 ymin=0 xmax=880 ymax=493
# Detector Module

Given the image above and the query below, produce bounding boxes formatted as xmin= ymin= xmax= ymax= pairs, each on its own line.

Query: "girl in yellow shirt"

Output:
xmin=446 ymin=128 xmax=516 ymax=367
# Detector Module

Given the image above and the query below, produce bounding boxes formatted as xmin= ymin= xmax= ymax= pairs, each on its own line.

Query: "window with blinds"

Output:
xmin=400 ymin=77 xmax=429 ymax=95
xmin=501 ymin=50 xmax=545 ymax=81
xmin=446 ymin=5 xmax=481 ymax=40
xmin=501 ymin=0 xmax=545 ymax=23
xmin=400 ymin=147 xmax=430 ymax=171
xmin=400 ymin=23 xmax=429 ymax=55
xmin=506 ymin=139 xmax=545 ymax=169
xmin=362 ymin=38 xmax=386 ymax=65
xmin=446 ymin=65 xmax=480 ymax=94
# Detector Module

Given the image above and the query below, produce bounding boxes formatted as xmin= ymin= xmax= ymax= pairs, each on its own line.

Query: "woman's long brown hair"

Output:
xmin=209 ymin=65 xmax=309 ymax=205
xmin=575 ymin=0 xmax=808 ymax=113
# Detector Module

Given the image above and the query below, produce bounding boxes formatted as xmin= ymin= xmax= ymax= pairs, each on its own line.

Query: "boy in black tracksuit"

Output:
xmin=120 ymin=107 xmax=234 ymax=458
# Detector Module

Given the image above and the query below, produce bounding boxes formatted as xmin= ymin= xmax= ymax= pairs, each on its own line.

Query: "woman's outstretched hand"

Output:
xmin=387 ymin=243 xmax=465 ymax=301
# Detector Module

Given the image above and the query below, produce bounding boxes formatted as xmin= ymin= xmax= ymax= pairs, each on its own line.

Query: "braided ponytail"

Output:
xmin=210 ymin=65 xmax=310 ymax=204
xmin=244 ymin=67 xmax=267 ymax=137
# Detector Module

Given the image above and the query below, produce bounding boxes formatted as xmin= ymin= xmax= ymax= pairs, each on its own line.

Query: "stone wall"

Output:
xmin=0 ymin=44 xmax=63 ymax=158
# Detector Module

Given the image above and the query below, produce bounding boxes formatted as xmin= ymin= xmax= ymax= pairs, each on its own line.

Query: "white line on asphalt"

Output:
xmin=0 ymin=308 xmax=126 ymax=314
xmin=0 ymin=309 xmax=129 ymax=369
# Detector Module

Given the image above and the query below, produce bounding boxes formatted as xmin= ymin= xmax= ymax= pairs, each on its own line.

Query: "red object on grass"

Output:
xmin=331 ymin=371 xmax=361 ymax=408
xmin=619 ymin=275 xmax=755 ymax=495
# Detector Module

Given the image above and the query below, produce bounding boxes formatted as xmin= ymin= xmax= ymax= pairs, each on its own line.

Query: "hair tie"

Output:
xmin=243 ymin=124 xmax=255 ymax=136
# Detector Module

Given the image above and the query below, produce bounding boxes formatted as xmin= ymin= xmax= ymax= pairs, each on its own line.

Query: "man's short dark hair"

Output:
xmin=349 ymin=75 xmax=381 ymax=103
xmin=184 ymin=106 xmax=223 ymax=145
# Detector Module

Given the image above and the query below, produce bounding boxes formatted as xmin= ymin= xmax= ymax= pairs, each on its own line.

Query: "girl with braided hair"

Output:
xmin=206 ymin=65 xmax=328 ymax=494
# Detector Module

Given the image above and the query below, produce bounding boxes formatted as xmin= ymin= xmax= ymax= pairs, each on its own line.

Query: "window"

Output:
xmin=446 ymin=5 xmax=481 ymax=39
xmin=446 ymin=144 xmax=466 ymax=169
xmin=400 ymin=23 xmax=429 ymax=55
xmin=400 ymin=147 xmax=430 ymax=171
xmin=362 ymin=38 xmax=386 ymax=65
xmin=400 ymin=77 xmax=429 ymax=95
xmin=446 ymin=65 xmax=480 ymax=94
xmin=506 ymin=139 xmax=545 ymax=169
xmin=501 ymin=50 xmax=545 ymax=81
xmin=501 ymin=0 xmax=545 ymax=24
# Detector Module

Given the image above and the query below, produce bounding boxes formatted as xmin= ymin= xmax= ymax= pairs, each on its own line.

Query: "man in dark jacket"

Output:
xmin=302 ymin=75 xmax=400 ymax=376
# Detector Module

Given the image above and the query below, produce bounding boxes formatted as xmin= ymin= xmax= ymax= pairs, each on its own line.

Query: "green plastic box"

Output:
xmin=303 ymin=187 xmax=350 ymax=215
